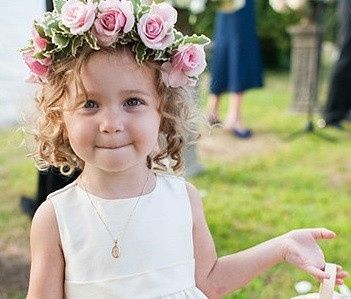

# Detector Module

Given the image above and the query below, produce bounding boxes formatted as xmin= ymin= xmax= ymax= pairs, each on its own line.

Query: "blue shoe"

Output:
xmin=232 ymin=128 xmax=252 ymax=139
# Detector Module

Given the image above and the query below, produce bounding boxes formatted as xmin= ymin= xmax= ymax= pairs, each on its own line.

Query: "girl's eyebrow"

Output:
xmin=76 ymin=89 xmax=153 ymax=99
xmin=76 ymin=91 xmax=102 ymax=99
xmin=120 ymin=89 xmax=152 ymax=97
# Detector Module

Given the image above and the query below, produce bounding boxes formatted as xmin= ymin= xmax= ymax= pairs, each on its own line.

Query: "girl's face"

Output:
xmin=63 ymin=50 xmax=161 ymax=174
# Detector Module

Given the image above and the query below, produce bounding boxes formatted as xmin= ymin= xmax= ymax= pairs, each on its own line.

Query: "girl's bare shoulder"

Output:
xmin=30 ymin=199 xmax=61 ymax=250
xmin=28 ymin=200 xmax=65 ymax=298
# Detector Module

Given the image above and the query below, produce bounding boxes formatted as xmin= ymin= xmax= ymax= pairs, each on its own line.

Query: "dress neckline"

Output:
xmin=75 ymin=172 xmax=159 ymax=204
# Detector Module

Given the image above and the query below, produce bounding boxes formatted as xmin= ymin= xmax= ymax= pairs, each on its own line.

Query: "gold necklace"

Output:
xmin=80 ymin=172 xmax=151 ymax=259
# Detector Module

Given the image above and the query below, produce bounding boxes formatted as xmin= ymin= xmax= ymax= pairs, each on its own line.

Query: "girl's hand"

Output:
xmin=281 ymin=228 xmax=348 ymax=284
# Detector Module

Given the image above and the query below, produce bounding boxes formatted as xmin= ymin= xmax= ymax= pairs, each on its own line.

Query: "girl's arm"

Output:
xmin=186 ymin=183 xmax=347 ymax=299
xmin=27 ymin=200 xmax=65 ymax=299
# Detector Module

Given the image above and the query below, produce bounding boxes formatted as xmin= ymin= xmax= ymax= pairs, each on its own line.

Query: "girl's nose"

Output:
xmin=99 ymin=109 xmax=124 ymax=133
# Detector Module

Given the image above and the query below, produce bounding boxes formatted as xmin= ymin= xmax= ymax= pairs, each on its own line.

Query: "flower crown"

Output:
xmin=21 ymin=0 xmax=210 ymax=88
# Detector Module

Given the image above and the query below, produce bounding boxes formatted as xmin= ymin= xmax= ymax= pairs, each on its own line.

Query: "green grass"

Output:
xmin=0 ymin=128 xmax=34 ymax=243
xmin=193 ymin=70 xmax=351 ymax=298
xmin=1 ymin=69 xmax=350 ymax=298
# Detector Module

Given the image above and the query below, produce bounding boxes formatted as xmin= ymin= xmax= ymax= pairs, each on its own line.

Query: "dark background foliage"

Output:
xmin=176 ymin=0 xmax=337 ymax=69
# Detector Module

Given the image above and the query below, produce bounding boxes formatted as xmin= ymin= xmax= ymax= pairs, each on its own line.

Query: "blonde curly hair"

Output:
xmin=28 ymin=45 xmax=200 ymax=176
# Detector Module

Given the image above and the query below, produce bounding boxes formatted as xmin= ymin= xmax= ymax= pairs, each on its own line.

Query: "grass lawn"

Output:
xmin=0 ymin=69 xmax=350 ymax=298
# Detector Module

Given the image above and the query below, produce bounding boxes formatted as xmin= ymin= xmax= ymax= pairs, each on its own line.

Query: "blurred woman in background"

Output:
xmin=207 ymin=0 xmax=263 ymax=138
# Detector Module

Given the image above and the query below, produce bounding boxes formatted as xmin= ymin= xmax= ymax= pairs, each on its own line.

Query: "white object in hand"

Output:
xmin=320 ymin=263 xmax=337 ymax=299
xmin=295 ymin=281 xmax=312 ymax=294
xmin=290 ymin=263 xmax=344 ymax=299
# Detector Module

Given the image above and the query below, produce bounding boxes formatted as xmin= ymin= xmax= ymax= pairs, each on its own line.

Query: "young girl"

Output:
xmin=23 ymin=0 xmax=347 ymax=298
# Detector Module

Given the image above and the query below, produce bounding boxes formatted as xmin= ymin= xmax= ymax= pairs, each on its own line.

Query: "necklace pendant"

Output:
xmin=112 ymin=241 xmax=120 ymax=258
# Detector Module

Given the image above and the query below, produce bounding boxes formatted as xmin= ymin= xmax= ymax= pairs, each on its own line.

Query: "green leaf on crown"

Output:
xmin=182 ymin=34 xmax=211 ymax=46
xmin=43 ymin=23 xmax=55 ymax=38
xmin=119 ymin=33 xmax=133 ymax=45
xmin=154 ymin=50 xmax=169 ymax=62
xmin=52 ymin=50 xmax=67 ymax=62
xmin=42 ymin=15 xmax=65 ymax=38
xmin=47 ymin=11 xmax=70 ymax=34
xmin=129 ymin=28 xmax=140 ymax=42
xmin=137 ymin=4 xmax=151 ymax=20
xmin=53 ymin=0 xmax=65 ymax=14
xmin=33 ymin=22 xmax=46 ymax=38
xmin=44 ymin=43 xmax=60 ymax=55
xmin=131 ymin=0 xmax=141 ymax=11
xmin=52 ymin=32 xmax=71 ymax=49
xmin=58 ymin=23 xmax=71 ymax=35
xmin=173 ymin=30 xmax=184 ymax=48
xmin=85 ymin=32 xmax=100 ymax=50
xmin=134 ymin=42 xmax=147 ymax=65
xmin=44 ymin=28 xmax=53 ymax=38
xmin=32 ymin=52 xmax=48 ymax=60
xmin=144 ymin=51 xmax=152 ymax=61
xmin=174 ymin=30 xmax=184 ymax=41
xmin=71 ymin=36 xmax=84 ymax=56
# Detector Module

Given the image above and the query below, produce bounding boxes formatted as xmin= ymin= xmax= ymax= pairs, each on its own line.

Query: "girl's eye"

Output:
xmin=83 ymin=100 xmax=98 ymax=109
xmin=124 ymin=97 xmax=143 ymax=107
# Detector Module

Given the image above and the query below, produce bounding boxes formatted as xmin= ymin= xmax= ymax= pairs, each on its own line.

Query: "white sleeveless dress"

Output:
xmin=49 ymin=172 xmax=208 ymax=299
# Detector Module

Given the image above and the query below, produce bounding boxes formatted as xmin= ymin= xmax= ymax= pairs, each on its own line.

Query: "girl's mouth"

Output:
xmin=96 ymin=143 xmax=131 ymax=150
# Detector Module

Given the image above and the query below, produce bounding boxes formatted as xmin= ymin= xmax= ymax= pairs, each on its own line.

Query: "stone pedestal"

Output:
xmin=183 ymin=84 xmax=204 ymax=178
xmin=184 ymin=142 xmax=204 ymax=177
xmin=288 ymin=22 xmax=323 ymax=112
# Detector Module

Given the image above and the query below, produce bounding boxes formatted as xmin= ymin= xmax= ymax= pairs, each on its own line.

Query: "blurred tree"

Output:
xmin=256 ymin=1 xmax=300 ymax=68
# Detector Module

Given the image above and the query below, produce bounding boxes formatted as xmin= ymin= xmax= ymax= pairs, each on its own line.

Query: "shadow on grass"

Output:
xmin=0 ymin=252 xmax=29 ymax=297
xmin=285 ymin=128 xmax=339 ymax=143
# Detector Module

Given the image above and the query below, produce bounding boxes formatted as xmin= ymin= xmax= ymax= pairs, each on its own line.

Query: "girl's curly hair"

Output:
xmin=28 ymin=45 xmax=200 ymax=176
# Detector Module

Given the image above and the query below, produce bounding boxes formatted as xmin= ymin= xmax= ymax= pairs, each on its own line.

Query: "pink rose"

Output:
xmin=137 ymin=3 xmax=177 ymax=50
xmin=31 ymin=28 xmax=48 ymax=51
xmin=61 ymin=0 xmax=96 ymax=35
xmin=161 ymin=44 xmax=206 ymax=88
xmin=23 ymin=51 xmax=52 ymax=78
xmin=93 ymin=0 xmax=134 ymax=46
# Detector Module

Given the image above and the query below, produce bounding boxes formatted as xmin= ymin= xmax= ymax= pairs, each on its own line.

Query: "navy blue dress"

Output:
xmin=210 ymin=0 xmax=263 ymax=94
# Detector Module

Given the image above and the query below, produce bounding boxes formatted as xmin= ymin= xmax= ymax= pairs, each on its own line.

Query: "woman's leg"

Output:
xmin=224 ymin=92 xmax=247 ymax=131
xmin=207 ymin=93 xmax=221 ymax=123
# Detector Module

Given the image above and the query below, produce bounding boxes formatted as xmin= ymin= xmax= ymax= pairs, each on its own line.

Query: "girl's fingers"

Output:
xmin=309 ymin=228 xmax=336 ymax=240
xmin=336 ymin=278 xmax=344 ymax=286
xmin=305 ymin=265 xmax=330 ymax=281
xmin=335 ymin=264 xmax=348 ymax=279
xmin=336 ymin=270 xmax=349 ymax=279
